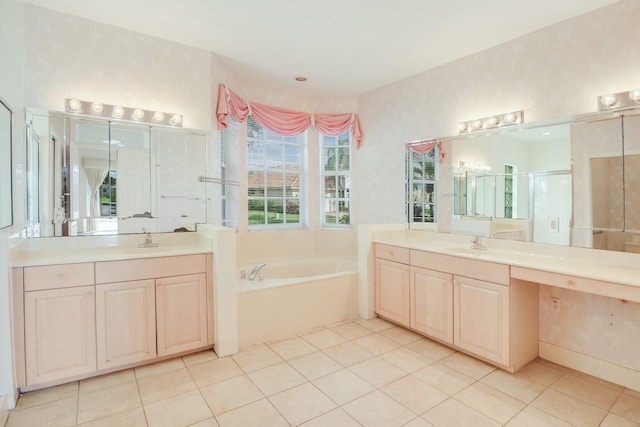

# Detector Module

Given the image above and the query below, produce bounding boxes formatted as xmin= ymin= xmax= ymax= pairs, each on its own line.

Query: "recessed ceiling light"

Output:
xmin=295 ymin=76 xmax=307 ymax=82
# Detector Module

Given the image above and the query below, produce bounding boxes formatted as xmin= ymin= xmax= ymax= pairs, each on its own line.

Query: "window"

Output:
xmin=99 ymin=170 xmax=117 ymax=216
xmin=247 ymin=117 xmax=304 ymax=227
xmin=221 ymin=120 xmax=239 ymax=228
xmin=407 ymin=148 xmax=437 ymax=223
xmin=504 ymin=164 xmax=514 ymax=218
xmin=321 ymin=132 xmax=351 ymax=227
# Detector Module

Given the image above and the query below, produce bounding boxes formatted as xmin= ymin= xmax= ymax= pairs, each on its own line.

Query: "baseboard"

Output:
xmin=0 ymin=395 xmax=8 ymax=427
xmin=539 ymin=341 xmax=640 ymax=392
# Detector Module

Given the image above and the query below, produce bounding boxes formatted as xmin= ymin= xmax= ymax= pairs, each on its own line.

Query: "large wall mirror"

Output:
xmin=25 ymin=108 xmax=208 ymax=237
xmin=0 ymin=98 xmax=13 ymax=230
xmin=410 ymin=108 xmax=640 ymax=254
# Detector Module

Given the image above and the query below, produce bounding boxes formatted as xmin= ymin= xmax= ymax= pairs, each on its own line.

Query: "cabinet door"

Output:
xmin=411 ymin=267 xmax=453 ymax=344
xmin=24 ymin=286 xmax=96 ymax=385
xmin=454 ymin=276 xmax=509 ymax=366
xmin=156 ymin=273 xmax=208 ymax=356
xmin=96 ymin=280 xmax=156 ymax=370
xmin=375 ymin=258 xmax=410 ymax=327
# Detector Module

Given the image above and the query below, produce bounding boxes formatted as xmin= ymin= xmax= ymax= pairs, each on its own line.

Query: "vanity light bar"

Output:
xmin=598 ymin=89 xmax=640 ymax=111
xmin=65 ymin=98 xmax=183 ymax=127
xmin=457 ymin=110 xmax=524 ymax=134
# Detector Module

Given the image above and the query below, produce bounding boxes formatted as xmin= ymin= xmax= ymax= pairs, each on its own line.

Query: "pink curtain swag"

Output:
xmin=216 ymin=83 xmax=363 ymax=148
xmin=406 ymin=139 xmax=446 ymax=163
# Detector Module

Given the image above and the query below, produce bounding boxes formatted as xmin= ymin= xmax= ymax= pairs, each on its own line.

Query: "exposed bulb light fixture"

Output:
xmin=459 ymin=160 xmax=491 ymax=172
xmin=458 ymin=110 xmax=524 ymax=134
xmin=598 ymin=89 xmax=640 ymax=111
xmin=64 ymin=98 xmax=184 ymax=127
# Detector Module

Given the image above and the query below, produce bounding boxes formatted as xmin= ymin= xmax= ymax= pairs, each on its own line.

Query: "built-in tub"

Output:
xmin=236 ymin=256 xmax=359 ymax=349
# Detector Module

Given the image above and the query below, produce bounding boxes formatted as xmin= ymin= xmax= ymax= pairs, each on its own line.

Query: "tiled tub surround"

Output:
xmin=367 ymin=229 xmax=640 ymax=391
xmin=6 ymin=318 xmax=640 ymax=427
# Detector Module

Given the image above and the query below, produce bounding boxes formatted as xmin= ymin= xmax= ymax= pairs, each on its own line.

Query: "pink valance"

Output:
xmin=407 ymin=139 xmax=446 ymax=163
xmin=216 ymin=83 xmax=363 ymax=148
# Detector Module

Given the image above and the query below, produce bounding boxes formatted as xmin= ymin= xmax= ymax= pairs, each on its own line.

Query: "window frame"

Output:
xmin=406 ymin=147 xmax=438 ymax=224
xmin=320 ymin=131 xmax=352 ymax=228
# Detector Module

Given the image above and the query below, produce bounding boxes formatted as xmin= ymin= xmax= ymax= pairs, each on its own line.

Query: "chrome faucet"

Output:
xmin=470 ymin=235 xmax=487 ymax=251
xmin=248 ymin=262 xmax=266 ymax=280
xmin=138 ymin=228 xmax=159 ymax=248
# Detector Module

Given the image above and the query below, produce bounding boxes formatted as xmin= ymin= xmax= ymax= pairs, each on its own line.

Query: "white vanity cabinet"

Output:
xmin=13 ymin=253 xmax=213 ymax=391
xmin=21 ymin=263 xmax=97 ymax=386
xmin=374 ymin=244 xmax=411 ymax=327
xmin=410 ymin=266 xmax=453 ymax=344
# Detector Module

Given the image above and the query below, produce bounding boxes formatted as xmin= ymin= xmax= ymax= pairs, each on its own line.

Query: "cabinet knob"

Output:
xmin=566 ymin=279 xmax=576 ymax=287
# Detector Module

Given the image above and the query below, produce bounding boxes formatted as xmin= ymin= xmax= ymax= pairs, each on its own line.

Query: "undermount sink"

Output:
xmin=444 ymin=246 xmax=491 ymax=256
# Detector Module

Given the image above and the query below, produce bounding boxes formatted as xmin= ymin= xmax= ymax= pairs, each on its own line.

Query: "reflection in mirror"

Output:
xmin=25 ymin=109 xmax=208 ymax=237
xmin=0 ymin=98 xmax=12 ymax=229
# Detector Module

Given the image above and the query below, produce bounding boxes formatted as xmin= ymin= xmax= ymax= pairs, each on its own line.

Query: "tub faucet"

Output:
xmin=248 ymin=262 xmax=266 ymax=280
xmin=470 ymin=235 xmax=487 ymax=251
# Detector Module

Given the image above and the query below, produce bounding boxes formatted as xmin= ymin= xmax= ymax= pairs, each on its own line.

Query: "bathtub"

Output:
xmin=236 ymin=256 xmax=359 ymax=349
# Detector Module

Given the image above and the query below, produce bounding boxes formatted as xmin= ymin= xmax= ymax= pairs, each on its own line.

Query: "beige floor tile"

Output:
xmin=455 ymin=382 xmax=527 ymax=424
xmin=301 ymin=329 xmax=347 ymax=349
xmin=423 ymin=398 xmax=501 ymax=427
xmin=300 ymin=408 xmax=361 ymax=427
xmin=248 ymin=362 xmax=307 ymax=396
xmin=231 ymin=344 xmax=283 ymax=373
xmin=216 ymin=399 xmax=289 ymax=427
xmin=343 ymin=390 xmax=416 ymax=427
xmin=7 ymin=396 xmax=77 ymax=427
xmin=80 ymin=369 xmax=136 ymax=393
xmin=353 ymin=333 xmax=401 ymax=355
xmin=412 ymin=363 xmax=475 ymax=396
xmin=531 ymin=388 xmax=607 ymax=426
xmin=137 ymin=367 xmax=197 ymax=404
xmin=289 ymin=351 xmax=343 ymax=380
xmin=349 ymin=356 xmax=407 ymax=388
xmin=15 ymin=381 xmax=78 ymax=410
xmin=190 ymin=418 xmax=221 ymax=427
xmin=269 ymin=382 xmax=337 ymax=425
xmin=379 ymin=347 xmax=434 ymax=373
xmin=600 ymin=413 xmax=640 ymax=427
xmin=182 ymin=349 xmax=218 ymax=366
xmin=77 ymin=407 xmax=147 ymax=427
xmin=188 ymin=356 xmax=244 ymax=388
xmin=329 ymin=322 xmax=373 ymax=340
xmin=269 ymin=336 xmax=318 ymax=360
xmin=323 ymin=341 xmax=375 ymax=366
xmin=403 ymin=417 xmax=435 ymax=427
xmin=611 ymin=391 xmax=640 ymax=423
xmin=551 ymin=372 xmax=623 ymax=410
xmin=624 ymin=388 xmax=640 ymax=399
xmin=356 ymin=317 xmax=395 ymax=332
xmin=480 ymin=369 xmax=546 ymax=404
xmin=505 ymin=406 xmax=573 ymax=427
xmin=144 ymin=389 xmax=212 ymax=427
xmin=516 ymin=359 xmax=565 ymax=386
xmin=77 ymin=381 xmax=141 ymax=424
xmin=313 ymin=369 xmax=375 ymax=405
xmin=382 ymin=375 xmax=448 ymax=414
xmin=134 ymin=357 xmax=185 ymax=380
xmin=200 ymin=374 xmax=264 ymax=415
xmin=439 ymin=352 xmax=495 ymax=380
xmin=565 ymin=368 xmax=625 ymax=392
xmin=378 ymin=326 xmax=423 ymax=345
xmin=406 ymin=338 xmax=456 ymax=361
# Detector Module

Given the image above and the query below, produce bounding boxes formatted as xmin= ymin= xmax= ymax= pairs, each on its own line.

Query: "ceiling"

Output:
xmin=24 ymin=0 xmax=621 ymax=97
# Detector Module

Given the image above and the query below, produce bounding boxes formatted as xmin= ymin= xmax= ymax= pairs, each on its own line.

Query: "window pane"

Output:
xmin=284 ymin=145 xmax=300 ymax=165
xmin=247 ymin=171 xmax=264 ymax=196
xmin=413 ymin=161 xmax=425 ymax=180
xmin=423 ymin=161 xmax=435 ymax=180
xmin=324 ymin=136 xmax=336 ymax=147
xmin=337 ymin=147 xmax=350 ymax=171
xmin=248 ymin=199 xmax=265 ymax=225
xmin=323 ymin=147 xmax=336 ymax=171
xmin=338 ymin=201 xmax=350 ymax=224
xmin=266 ymin=172 xmax=284 ymax=196
xmin=286 ymin=199 xmax=300 ymax=224
xmin=267 ymin=199 xmax=284 ymax=224
xmin=324 ymin=176 xmax=336 ymax=197
xmin=337 ymin=176 xmax=349 ymax=194
xmin=284 ymin=173 xmax=300 ymax=196
xmin=338 ymin=133 xmax=350 ymax=146
xmin=412 ymin=184 xmax=425 ymax=202
xmin=265 ymin=142 xmax=282 ymax=168
xmin=247 ymin=140 xmax=264 ymax=168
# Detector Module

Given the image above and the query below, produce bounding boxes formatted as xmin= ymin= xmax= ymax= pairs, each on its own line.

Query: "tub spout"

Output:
xmin=248 ymin=262 xmax=266 ymax=281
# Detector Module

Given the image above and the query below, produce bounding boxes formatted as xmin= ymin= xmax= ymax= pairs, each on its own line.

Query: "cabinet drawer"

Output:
xmin=95 ymin=254 xmax=206 ymax=284
xmin=375 ymin=244 xmax=410 ymax=264
xmin=24 ymin=263 xmax=95 ymax=291
xmin=411 ymin=250 xmax=509 ymax=286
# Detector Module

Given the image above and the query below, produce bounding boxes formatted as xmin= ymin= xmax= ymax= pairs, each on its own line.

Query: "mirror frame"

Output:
xmin=0 ymin=97 xmax=13 ymax=230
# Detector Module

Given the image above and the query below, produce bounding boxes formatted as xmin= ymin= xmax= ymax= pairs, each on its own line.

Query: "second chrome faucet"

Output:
xmin=248 ymin=262 xmax=267 ymax=280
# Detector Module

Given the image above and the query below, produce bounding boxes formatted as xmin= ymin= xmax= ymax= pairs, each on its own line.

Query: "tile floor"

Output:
xmin=6 ymin=317 xmax=640 ymax=427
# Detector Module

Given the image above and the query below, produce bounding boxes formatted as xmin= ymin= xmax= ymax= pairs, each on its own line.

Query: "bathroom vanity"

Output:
xmin=371 ymin=230 xmax=640 ymax=388
xmin=11 ymin=235 xmax=214 ymax=391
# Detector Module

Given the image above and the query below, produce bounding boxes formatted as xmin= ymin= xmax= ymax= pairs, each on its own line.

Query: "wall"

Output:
xmin=0 ymin=0 xmax=25 ymax=410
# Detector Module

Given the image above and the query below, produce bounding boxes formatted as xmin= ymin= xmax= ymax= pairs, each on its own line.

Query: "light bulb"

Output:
xmin=600 ymin=94 xmax=618 ymax=108
xmin=169 ymin=114 xmax=182 ymax=126
xmin=90 ymin=102 xmax=103 ymax=114
xmin=152 ymin=111 xmax=165 ymax=122
xmin=132 ymin=109 xmax=145 ymax=121
xmin=457 ymin=122 xmax=468 ymax=133
xmin=68 ymin=98 xmax=82 ymax=113
xmin=112 ymin=105 xmax=125 ymax=119
xmin=503 ymin=112 xmax=517 ymax=124
xmin=471 ymin=120 xmax=483 ymax=131
xmin=629 ymin=89 xmax=640 ymax=103
xmin=486 ymin=116 xmax=500 ymax=127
